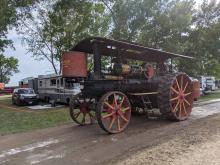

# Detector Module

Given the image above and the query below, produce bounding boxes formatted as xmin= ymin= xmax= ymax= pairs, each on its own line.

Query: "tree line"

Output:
xmin=1 ymin=0 xmax=220 ymax=83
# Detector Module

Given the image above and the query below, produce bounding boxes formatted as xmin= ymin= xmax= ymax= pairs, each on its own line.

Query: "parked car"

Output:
xmin=12 ymin=88 xmax=39 ymax=105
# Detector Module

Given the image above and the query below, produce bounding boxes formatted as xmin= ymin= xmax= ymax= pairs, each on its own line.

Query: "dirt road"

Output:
xmin=0 ymin=102 xmax=220 ymax=165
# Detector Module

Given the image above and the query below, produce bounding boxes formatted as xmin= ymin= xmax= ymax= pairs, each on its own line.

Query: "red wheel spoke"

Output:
xmin=119 ymin=113 xmax=129 ymax=122
xmin=119 ymin=96 xmax=125 ymax=107
xmin=184 ymin=92 xmax=192 ymax=97
xmin=76 ymin=98 xmax=81 ymax=104
xmin=104 ymin=102 xmax=114 ymax=110
xmin=184 ymin=98 xmax=190 ymax=106
xmin=183 ymin=82 xmax=189 ymax=93
xmin=89 ymin=112 xmax=95 ymax=119
xmin=172 ymin=100 xmax=180 ymax=112
xmin=181 ymin=75 xmax=183 ymax=90
xmin=88 ymin=98 xmax=92 ymax=104
xmin=109 ymin=117 xmax=116 ymax=130
xmin=82 ymin=113 xmax=86 ymax=123
xmin=102 ymin=112 xmax=115 ymax=119
xmin=122 ymin=107 xmax=130 ymax=112
xmin=175 ymin=78 xmax=181 ymax=91
xmin=88 ymin=112 xmax=95 ymax=123
xmin=117 ymin=116 xmax=121 ymax=131
xmin=170 ymin=96 xmax=179 ymax=101
xmin=182 ymin=102 xmax=187 ymax=115
xmin=74 ymin=112 xmax=81 ymax=119
xmin=114 ymin=94 xmax=118 ymax=106
xmin=171 ymin=87 xmax=179 ymax=95
xmin=178 ymin=103 xmax=182 ymax=118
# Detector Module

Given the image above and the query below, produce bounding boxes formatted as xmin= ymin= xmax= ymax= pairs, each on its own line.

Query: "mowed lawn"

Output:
xmin=0 ymin=89 xmax=220 ymax=135
xmin=200 ymin=89 xmax=220 ymax=101
xmin=0 ymin=95 xmax=72 ymax=135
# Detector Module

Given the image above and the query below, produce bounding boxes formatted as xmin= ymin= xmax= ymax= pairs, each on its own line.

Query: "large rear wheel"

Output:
xmin=158 ymin=73 xmax=193 ymax=121
xmin=96 ymin=91 xmax=131 ymax=134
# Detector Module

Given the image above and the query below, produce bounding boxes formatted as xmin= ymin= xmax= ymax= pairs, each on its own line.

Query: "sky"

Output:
xmin=4 ymin=30 xmax=54 ymax=86
xmin=3 ymin=0 xmax=220 ymax=86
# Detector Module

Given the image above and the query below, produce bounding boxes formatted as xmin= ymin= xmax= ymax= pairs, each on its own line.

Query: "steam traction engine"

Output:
xmin=63 ymin=37 xmax=194 ymax=134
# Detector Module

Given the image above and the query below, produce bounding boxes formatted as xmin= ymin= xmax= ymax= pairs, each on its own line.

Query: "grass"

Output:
xmin=1 ymin=89 xmax=220 ymax=135
xmin=199 ymin=89 xmax=220 ymax=101
xmin=0 ymin=95 xmax=72 ymax=135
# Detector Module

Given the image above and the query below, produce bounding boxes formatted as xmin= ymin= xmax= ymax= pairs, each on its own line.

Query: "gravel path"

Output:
xmin=117 ymin=114 xmax=220 ymax=165
xmin=0 ymin=101 xmax=220 ymax=165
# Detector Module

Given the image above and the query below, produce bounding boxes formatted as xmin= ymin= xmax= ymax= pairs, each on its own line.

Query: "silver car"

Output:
xmin=12 ymin=88 xmax=39 ymax=105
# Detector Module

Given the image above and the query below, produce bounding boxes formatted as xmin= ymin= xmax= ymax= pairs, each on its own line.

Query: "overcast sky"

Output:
xmin=4 ymin=0 xmax=219 ymax=86
xmin=5 ymin=30 xmax=53 ymax=86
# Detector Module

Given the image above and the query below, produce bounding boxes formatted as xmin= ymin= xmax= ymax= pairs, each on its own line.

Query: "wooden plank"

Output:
xmin=128 ymin=92 xmax=159 ymax=96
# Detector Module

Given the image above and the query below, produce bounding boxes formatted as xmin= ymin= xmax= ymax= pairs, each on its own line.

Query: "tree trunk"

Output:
xmin=51 ymin=61 xmax=58 ymax=75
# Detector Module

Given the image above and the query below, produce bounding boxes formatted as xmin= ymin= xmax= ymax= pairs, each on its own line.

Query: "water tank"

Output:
xmin=0 ymin=83 xmax=5 ymax=90
xmin=62 ymin=51 xmax=87 ymax=77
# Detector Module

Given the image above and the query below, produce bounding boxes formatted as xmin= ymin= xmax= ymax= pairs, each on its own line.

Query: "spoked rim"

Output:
xmin=69 ymin=96 xmax=96 ymax=126
xmin=170 ymin=74 xmax=193 ymax=120
xmin=97 ymin=91 xmax=131 ymax=134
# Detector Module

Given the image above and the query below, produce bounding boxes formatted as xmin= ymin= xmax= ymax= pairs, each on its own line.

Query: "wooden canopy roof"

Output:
xmin=71 ymin=37 xmax=193 ymax=62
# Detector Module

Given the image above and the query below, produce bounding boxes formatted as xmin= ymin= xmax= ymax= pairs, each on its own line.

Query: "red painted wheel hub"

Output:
xmin=79 ymin=103 xmax=89 ymax=113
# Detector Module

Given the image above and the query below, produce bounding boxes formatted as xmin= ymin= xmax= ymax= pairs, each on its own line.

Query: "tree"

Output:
xmin=0 ymin=0 xmax=37 ymax=84
xmin=20 ymin=0 xmax=109 ymax=74
xmin=0 ymin=54 xmax=19 ymax=83
xmin=178 ymin=0 xmax=220 ymax=78
xmin=103 ymin=0 xmax=195 ymax=65
xmin=16 ymin=0 xmax=220 ymax=78
xmin=102 ymin=0 xmax=156 ymax=41
xmin=0 ymin=0 xmax=38 ymax=52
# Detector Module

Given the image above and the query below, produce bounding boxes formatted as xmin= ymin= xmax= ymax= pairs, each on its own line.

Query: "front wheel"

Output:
xmin=96 ymin=91 xmax=131 ymax=134
xmin=69 ymin=95 xmax=96 ymax=126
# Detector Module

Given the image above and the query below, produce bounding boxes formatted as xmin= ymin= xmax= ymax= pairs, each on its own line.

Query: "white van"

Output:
xmin=198 ymin=76 xmax=215 ymax=93
xmin=205 ymin=76 xmax=215 ymax=91
xmin=37 ymin=74 xmax=81 ymax=104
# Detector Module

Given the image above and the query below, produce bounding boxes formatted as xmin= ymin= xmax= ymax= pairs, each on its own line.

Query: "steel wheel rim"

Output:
xmin=170 ymin=74 xmax=193 ymax=120
xmin=99 ymin=92 xmax=131 ymax=133
xmin=70 ymin=97 xmax=96 ymax=125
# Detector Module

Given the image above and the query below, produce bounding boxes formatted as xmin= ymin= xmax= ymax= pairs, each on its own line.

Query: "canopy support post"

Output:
xmin=93 ymin=42 xmax=101 ymax=79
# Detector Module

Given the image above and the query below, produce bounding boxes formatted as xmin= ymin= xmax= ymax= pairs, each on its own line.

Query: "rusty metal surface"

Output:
xmin=0 ymin=83 xmax=4 ymax=90
xmin=71 ymin=37 xmax=193 ymax=62
xmin=62 ymin=51 xmax=87 ymax=77
xmin=192 ymin=80 xmax=200 ymax=100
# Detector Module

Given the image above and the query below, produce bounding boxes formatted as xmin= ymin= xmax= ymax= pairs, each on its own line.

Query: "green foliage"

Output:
xmin=179 ymin=0 xmax=220 ymax=78
xmin=16 ymin=0 xmax=220 ymax=78
xmin=0 ymin=54 xmax=19 ymax=83
xmin=0 ymin=0 xmax=16 ymax=52
xmin=20 ymin=0 xmax=109 ymax=74
xmin=0 ymin=0 xmax=38 ymax=52
xmin=108 ymin=0 xmax=220 ymax=78
xmin=0 ymin=0 xmax=37 ymax=85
